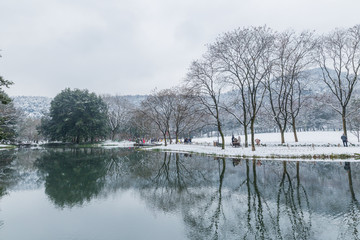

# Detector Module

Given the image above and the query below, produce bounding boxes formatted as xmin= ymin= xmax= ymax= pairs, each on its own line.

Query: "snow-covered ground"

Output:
xmin=145 ymin=131 xmax=360 ymax=161
xmin=3 ymin=131 xmax=357 ymax=161
xmin=100 ymin=140 xmax=135 ymax=148
xmin=195 ymin=130 xmax=359 ymax=146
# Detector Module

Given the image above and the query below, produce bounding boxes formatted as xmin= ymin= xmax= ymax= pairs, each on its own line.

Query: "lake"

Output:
xmin=0 ymin=148 xmax=359 ymax=240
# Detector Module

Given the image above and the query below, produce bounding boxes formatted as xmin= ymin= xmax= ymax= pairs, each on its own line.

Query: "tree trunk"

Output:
xmin=111 ymin=131 xmax=116 ymax=141
xmin=278 ymin=122 xmax=285 ymax=144
xmin=250 ymin=119 xmax=255 ymax=151
xmin=167 ymin=128 xmax=172 ymax=144
xmin=296 ymin=161 xmax=300 ymax=186
xmin=217 ymin=120 xmax=225 ymax=150
xmin=292 ymin=116 xmax=298 ymax=142
xmin=342 ymin=107 xmax=347 ymax=136
xmin=243 ymin=108 xmax=249 ymax=148
xmin=244 ymin=126 xmax=249 ymax=148
xmin=163 ymin=133 xmax=167 ymax=146
xmin=280 ymin=129 xmax=285 ymax=144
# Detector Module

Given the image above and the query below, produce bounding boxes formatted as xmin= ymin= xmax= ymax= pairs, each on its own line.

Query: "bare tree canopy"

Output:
xmin=140 ymin=89 xmax=176 ymax=146
xmin=171 ymin=86 xmax=208 ymax=143
xmin=266 ymin=30 xmax=317 ymax=143
xmin=317 ymin=25 xmax=360 ymax=136
xmin=185 ymin=54 xmax=227 ymax=149
xmin=102 ymin=95 xmax=133 ymax=141
xmin=207 ymin=26 xmax=274 ymax=150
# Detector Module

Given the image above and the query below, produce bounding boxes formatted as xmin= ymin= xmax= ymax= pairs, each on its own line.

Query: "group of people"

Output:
xmin=232 ymin=134 xmax=349 ymax=147
xmin=182 ymin=133 xmax=349 ymax=147
xmin=231 ymin=135 xmax=262 ymax=147
xmin=231 ymin=135 xmax=240 ymax=147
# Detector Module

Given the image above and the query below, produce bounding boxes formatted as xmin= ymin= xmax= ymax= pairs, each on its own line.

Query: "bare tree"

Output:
xmin=16 ymin=116 xmax=41 ymax=142
xmin=102 ymin=95 xmax=132 ymax=141
xmin=171 ymin=87 xmax=207 ymax=143
xmin=209 ymin=26 xmax=274 ymax=150
xmin=220 ymin=26 xmax=274 ymax=151
xmin=140 ymin=89 xmax=175 ymax=146
xmin=128 ymin=109 xmax=157 ymax=140
xmin=267 ymin=30 xmax=316 ymax=143
xmin=265 ymin=74 xmax=290 ymax=144
xmin=220 ymin=91 xmax=251 ymax=146
xmin=185 ymin=54 xmax=227 ymax=149
xmin=243 ymin=27 xmax=274 ymax=151
xmin=349 ymin=118 xmax=360 ymax=142
xmin=209 ymin=29 xmax=252 ymax=147
xmin=348 ymin=98 xmax=360 ymax=142
xmin=317 ymin=25 xmax=360 ymax=137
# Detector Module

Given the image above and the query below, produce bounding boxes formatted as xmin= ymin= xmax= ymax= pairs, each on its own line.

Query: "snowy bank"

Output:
xmin=193 ymin=130 xmax=359 ymax=146
xmin=100 ymin=140 xmax=135 ymax=149
xmin=0 ymin=144 xmax=17 ymax=149
xmin=146 ymin=131 xmax=360 ymax=161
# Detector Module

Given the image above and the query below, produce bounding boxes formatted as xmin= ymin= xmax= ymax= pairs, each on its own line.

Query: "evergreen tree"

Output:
xmin=40 ymin=88 xmax=109 ymax=143
xmin=0 ymin=76 xmax=12 ymax=104
xmin=0 ymin=91 xmax=17 ymax=141
xmin=0 ymin=54 xmax=15 ymax=141
xmin=0 ymin=52 xmax=13 ymax=104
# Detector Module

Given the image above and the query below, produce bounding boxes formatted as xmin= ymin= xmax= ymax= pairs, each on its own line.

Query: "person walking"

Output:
xmin=341 ymin=134 xmax=348 ymax=147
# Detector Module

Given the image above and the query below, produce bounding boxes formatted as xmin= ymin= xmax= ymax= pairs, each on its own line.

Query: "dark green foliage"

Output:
xmin=0 ymin=91 xmax=17 ymax=141
xmin=34 ymin=148 xmax=148 ymax=208
xmin=35 ymin=149 xmax=108 ymax=208
xmin=40 ymin=88 xmax=109 ymax=143
xmin=0 ymin=150 xmax=17 ymax=196
xmin=0 ymin=74 xmax=13 ymax=105
xmin=0 ymin=70 xmax=15 ymax=141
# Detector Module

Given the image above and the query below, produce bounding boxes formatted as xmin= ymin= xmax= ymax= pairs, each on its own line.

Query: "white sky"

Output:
xmin=0 ymin=0 xmax=359 ymax=97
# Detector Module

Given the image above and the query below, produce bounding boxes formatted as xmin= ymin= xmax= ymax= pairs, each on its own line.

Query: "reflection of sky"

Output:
xmin=0 ymin=189 xmax=185 ymax=240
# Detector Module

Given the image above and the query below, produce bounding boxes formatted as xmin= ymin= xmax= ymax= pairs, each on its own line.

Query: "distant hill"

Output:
xmin=13 ymin=96 xmax=52 ymax=118
xmin=119 ymin=95 xmax=147 ymax=106
xmin=301 ymin=67 xmax=360 ymax=94
xmin=12 ymin=94 xmax=148 ymax=119
xmin=10 ymin=69 xmax=359 ymax=120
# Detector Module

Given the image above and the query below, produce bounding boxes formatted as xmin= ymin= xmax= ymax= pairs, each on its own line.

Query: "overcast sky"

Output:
xmin=0 ymin=0 xmax=359 ymax=97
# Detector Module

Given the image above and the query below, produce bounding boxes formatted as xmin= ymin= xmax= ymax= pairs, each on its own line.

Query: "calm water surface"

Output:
xmin=0 ymin=148 xmax=359 ymax=240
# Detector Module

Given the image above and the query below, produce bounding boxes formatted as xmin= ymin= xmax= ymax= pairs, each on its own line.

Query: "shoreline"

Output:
xmin=2 ymin=133 xmax=359 ymax=161
xmin=145 ymin=143 xmax=360 ymax=161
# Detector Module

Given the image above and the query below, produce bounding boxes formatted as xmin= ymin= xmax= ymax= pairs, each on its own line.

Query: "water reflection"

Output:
xmin=34 ymin=148 xmax=144 ymax=208
xmin=183 ymin=157 xmax=226 ymax=240
xmin=338 ymin=162 xmax=360 ymax=239
xmin=0 ymin=151 xmax=17 ymax=196
xmin=35 ymin=149 xmax=108 ymax=208
xmin=140 ymin=152 xmax=209 ymax=214
xmin=276 ymin=161 xmax=311 ymax=239
xmin=0 ymin=149 xmax=359 ymax=239
xmin=0 ymin=150 xmax=17 ymax=228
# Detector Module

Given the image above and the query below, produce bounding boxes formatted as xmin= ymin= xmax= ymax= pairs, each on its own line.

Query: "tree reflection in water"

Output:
xmin=276 ymin=161 xmax=312 ymax=239
xmin=140 ymin=152 xmax=208 ymax=214
xmin=338 ymin=162 xmax=360 ymax=240
xmin=35 ymin=148 xmax=138 ymax=208
xmin=201 ymin=157 xmax=226 ymax=240
xmin=0 ymin=150 xmax=18 ymax=229
xmin=137 ymin=154 xmax=360 ymax=240
xmin=182 ymin=157 xmax=227 ymax=240
xmin=1 ymin=149 xmax=360 ymax=239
